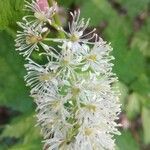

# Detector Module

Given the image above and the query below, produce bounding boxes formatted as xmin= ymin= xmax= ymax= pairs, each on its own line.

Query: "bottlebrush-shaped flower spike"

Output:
xmin=15 ymin=1 xmax=121 ymax=150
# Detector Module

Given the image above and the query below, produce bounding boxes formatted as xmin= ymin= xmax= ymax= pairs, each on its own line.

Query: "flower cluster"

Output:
xmin=15 ymin=0 xmax=121 ymax=149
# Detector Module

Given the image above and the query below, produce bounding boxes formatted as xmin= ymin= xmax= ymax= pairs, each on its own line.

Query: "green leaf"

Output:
xmin=80 ymin=0 xmax=117 ymax=26
xmin=116 ymin=130 xmax=140 ymax=150
xmin=1 ymin=112 xmax=42 ymax=149
xmin=57 ymin=0 xmax=74 ymax=7
xmin=0 ymin=31 xmax=33 ymax=112
xmin=113 ymin=48 xmax=145 ymax=84
xmin=118 ymin=0 xmax=149 ymax=18
xmin=131 ymin=18 xmax=150 ymax=57
xmin=10 ymin=141 xmax=42 ymax=150
xmin=1 ymin=113 xmax=38 ymax=138
xmin=130 ymin=74 xmax=150 ymax=96
xmin=0 ymin=145 xmax=7 ymax=150
xmin=142 ymin=107 xmax=150 ymax=145
xmin=0 ymin=0 xmax=25 ymax=30
xmin=126 ymin=93 xmax=141 ymax=120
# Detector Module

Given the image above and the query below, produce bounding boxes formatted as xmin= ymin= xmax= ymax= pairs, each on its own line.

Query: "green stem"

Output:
xmin=47 ymin=0 xmax=65 ymax=38
xmin=47 ymin=0 xmax=53 ymax=7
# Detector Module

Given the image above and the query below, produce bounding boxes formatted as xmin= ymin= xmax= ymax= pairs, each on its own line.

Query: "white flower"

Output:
xmin=67 ymin=10 xmax=96 ymax=43
xmin=75 ymin=126 xmax=115 ymax=150
xmin=15 ymin=21 xmax=43 ymax=58
xmin=83 ymin=73 xmax=117 ymax=94
xmin=35 ymin=91 xmax=74 ymax=150
xmin=24 ymin=59 xmax=59 ymax=95
xmin=46 ymin=10 xmax=96 ymax=54
xmin=74 ymin=93 xmax=120 ymax=150
xmin=65 ymin=10 xmax=96 ymax=53
xmin=24 ymin=0 xmax=57 ymax=24
xmin=54 ymin=42 xmax=83 ymax=80
xmin=82 ymin=38 xmax=114 ymax=73
xmin=36 ymin=93 xmax=71 ymax=128
xmin=76 ymin=93 xmax=121 ymax=128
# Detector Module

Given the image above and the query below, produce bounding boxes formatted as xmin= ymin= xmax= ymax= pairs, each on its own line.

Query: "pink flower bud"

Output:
xmin=36 ymin=0 xmax=49 ymax=11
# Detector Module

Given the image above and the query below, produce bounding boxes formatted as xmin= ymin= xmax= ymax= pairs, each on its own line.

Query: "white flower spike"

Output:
xmin=15 ymin=1 xmax=121 ymax=150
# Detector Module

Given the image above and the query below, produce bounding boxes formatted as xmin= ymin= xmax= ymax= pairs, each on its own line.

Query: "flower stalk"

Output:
xmin=15 ymin=0 xmax=121 ymax=149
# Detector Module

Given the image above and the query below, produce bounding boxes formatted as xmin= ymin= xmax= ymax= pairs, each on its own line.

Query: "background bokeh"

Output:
xmin=0 ymin=0 xmax=150 ymax=149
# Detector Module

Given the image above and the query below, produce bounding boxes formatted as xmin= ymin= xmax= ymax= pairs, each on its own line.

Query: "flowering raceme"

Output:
xmin=15 ymin=0 xmax=121 ymax=149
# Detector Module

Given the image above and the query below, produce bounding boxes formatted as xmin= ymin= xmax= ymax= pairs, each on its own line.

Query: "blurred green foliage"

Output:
xmin=0 ymin=0 xmax=150 ymax=149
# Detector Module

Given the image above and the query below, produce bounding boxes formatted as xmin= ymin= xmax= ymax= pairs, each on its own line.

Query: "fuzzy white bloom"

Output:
xmin=63 ymin=11 xmax=96 ymax=53
xmin=16 ymin=1 xmax=121 ymax=150
xmin=24 ymin=59 xmax=59 ymax=95
xmin=24 ymin=0 xmax=57 ymax=25
xmin=15 ymin=21 xmax=43 ymax=58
